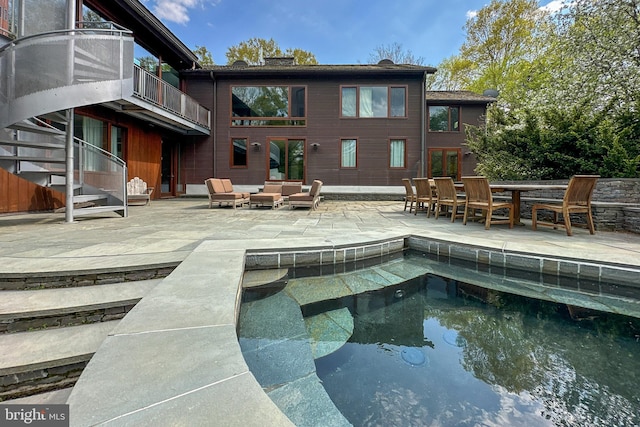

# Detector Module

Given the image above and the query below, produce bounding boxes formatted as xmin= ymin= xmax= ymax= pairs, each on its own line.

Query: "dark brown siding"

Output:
xmin=184 ymin=74 xmax=424 ymax=186
xmin=426 ymin=103 xmax=487 ymax=177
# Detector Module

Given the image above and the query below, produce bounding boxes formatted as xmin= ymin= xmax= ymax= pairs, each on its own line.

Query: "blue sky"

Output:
xmin=141 ymin=0 xmax=565 ymax=66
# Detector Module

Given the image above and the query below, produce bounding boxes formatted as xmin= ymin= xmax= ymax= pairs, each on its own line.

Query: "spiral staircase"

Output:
xmin=0 ymin=23 xmax=142 ymax=219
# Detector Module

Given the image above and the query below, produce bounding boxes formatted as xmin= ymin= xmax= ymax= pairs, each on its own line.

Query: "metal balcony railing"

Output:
xmin=133 ymin=65 xmax=210 ymax=129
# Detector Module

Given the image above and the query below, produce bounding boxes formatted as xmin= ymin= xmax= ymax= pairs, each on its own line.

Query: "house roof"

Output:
xmin=187 ymin=62 xmax=437 ymax=78
xmin=426 ymin=90 xmax=497 ymax=104
xmin=85 ymin=0 xmax=199 ymax=70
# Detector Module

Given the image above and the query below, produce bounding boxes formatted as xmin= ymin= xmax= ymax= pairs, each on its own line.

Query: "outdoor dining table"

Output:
xmin=452 ymin=182 xmax=568 ymax=225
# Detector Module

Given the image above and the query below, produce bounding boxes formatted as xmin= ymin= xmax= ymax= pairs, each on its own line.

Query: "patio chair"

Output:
xmin=205 ymin=178 xmax=249 ymax=209
xmin=281 ymin=182 xmax=303 ymax=204
xmin=531 ymin=175 xmax=599 ymax=236
xmin=462 ymin=176 xmax=514 ymax=230
xmin=402 ymin=178 xmax=417 ymax=213
xmin=249 ymin=182 xmax=284 ymax=209
xmin=412 ymin=178 xmax=436 ymax=217
xmin=289 ymin=180 xmax=323 ymax=210
xmin=433 ymin=177 xmax=465 ymax=222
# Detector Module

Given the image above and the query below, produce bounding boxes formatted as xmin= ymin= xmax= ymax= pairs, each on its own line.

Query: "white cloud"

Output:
xmin=466 ymin=10 xmax=478 ymax=20
xmin=152 ymin=0 xmax=202 ymax=25
xmin=539 ymin=0 xmax=572 ymax=13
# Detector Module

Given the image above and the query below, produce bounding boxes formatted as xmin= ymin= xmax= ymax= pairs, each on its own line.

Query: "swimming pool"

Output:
xmin=238 ymin=250 xmax=640 ymax=426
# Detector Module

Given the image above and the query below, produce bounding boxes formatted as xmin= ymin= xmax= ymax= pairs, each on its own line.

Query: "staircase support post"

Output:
xmin=64 ymin=0 xmax=77 ymax=223
xmin=65 ymin=109 xmax=75 ymax=223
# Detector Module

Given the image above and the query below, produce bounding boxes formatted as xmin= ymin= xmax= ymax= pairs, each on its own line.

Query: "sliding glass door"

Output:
xmin=267 ymin=139 xmax=305 ymax=181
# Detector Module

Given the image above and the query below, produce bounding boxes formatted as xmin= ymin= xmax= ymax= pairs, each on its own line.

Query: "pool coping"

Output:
xmin=66 ymin=231 xmax=640 ymax=426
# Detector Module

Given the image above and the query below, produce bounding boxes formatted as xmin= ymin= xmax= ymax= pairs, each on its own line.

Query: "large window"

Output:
xmin=341 ymin=86 xmax=406 ymax=118
xmin=428 ymin=148 xmax=461 ymax=180
xmin=231 ymin=138 xmax=247 ymax=168
xmin=389 ymin=139 xmax=406 ymax=168
xmin=232 ymin=86 xmax=306 ymax=126
xmin=429 ymin=106 xmax=460 ymax=131
xmin=341 ymin=139 xmax=357 ymax=168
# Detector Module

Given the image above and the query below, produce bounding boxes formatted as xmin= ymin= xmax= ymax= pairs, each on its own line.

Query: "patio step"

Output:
xmin=0 ymin=271 xmax=166 ymax=401
xmin=0 ymin=279 xmax=161 ymax=334
xmin=0 ymin=321 xmax=118 ymax=401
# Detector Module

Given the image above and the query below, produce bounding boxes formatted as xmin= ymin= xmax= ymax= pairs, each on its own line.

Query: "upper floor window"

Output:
xmin=429 ymin=106 xmax=459 ymax=131
xmin=341 ymin=86 xmax=406 ymax=118
xmin=231 ymin=86 xmax=306 ymax=126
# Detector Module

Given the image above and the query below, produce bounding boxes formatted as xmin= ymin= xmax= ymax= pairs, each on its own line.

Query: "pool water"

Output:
xmin=311 ymin=276 xmax=639 ymax=426
xmin=239 ymin=252 xmax=640 ymax=427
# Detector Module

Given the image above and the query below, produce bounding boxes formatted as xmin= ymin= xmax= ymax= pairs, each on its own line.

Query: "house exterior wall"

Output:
xmin=183 ymin=73 xmax=426 ymax=186
xmin=0 ymin=170 xmax=65 ymax=213
xmin=426 ymin=103 xmax=486 ymax=177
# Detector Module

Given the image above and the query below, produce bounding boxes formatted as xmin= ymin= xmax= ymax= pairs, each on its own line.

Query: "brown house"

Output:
xmin=182 ymin=58 xmax=435 ymax=190
xmin=181 ymin=60 xmax=496 ymax=193
xmin=1 ymin=0 xmax=495 ymax=216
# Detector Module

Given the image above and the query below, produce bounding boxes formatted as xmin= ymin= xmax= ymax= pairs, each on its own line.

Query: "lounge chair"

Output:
xmin=402 ymin=178 xmax=417 ymax=213
xmin=281 ymin=182 xmax=303 ymax=204
xmin=462 ymin=176 xmax=514 ymax=229
xmin=205 ymin=178 xmax=249 ymax=209
xmin=249 ymin=183 xmax=284 ymax=209
xmin=532 ymin=175 xmax=599 ymax=236
xmin=433 ymin=177 xmax=465 ymax=222
xmin=289 ymin=180 xmax=323 ymax=210
xmin=412 ymin=178 xmax=436 ymax=217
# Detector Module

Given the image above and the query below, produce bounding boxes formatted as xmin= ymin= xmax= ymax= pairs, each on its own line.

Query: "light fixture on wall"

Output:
xmin=251 ymin=142 xmax=261 ymax=152
xmin=311 ymin=143 xmax=320 ymax=151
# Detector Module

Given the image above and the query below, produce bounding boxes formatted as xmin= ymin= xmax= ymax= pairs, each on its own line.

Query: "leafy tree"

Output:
xmin=426 ymin=56 xmax=474 ymax=91
xmin=538 ymin=0 xmax=640 ymax=115
xmin=193 ymin=45 xmax=214 ymax=66
xmin=137 ymin=56 xmax=158 ymax=72
xmin=368 ymin=42 xmax=425 ymax=65
xmin=225 ymin=37 xmax=317 ymax=65
xmin=434 ymin=0 xmax=551 ymax=106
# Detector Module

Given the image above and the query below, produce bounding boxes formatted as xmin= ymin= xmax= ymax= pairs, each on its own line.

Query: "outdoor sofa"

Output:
xmin=205 ymin=178 xmax=250 ymax=209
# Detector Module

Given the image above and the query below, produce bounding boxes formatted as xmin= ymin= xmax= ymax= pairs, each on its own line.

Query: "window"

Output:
xmin=428 ymin=148 xmax=461 ymax=180
xmin=268 ymin=139 xmax=305 ymax=181
xmin=73 ymin=115 xmax=106 ymax=172
xmin=231 ymin=138 xmax=247 ymax=168
xmin=341 ymin=86 xmax=407 ymax=118
xmin=341 ymin=139 xmax=357 ymax=168
xmin=428 ymin=106 xmax=460 ymax=131
xmin=231 ymin=86 xmax=306 ymax=126
xmin=389 ymin=139 xmax=406 ymax=168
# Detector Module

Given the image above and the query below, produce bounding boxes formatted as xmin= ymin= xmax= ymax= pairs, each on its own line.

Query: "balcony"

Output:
xmin=129 ymin=65 xmax=210 ymax=134
xmin=0 ymin=22 xmax=210 ymax=135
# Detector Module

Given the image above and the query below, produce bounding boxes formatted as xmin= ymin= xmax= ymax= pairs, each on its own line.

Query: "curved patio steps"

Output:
xmin=0 ymin=276 xmax=163 ymax=402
